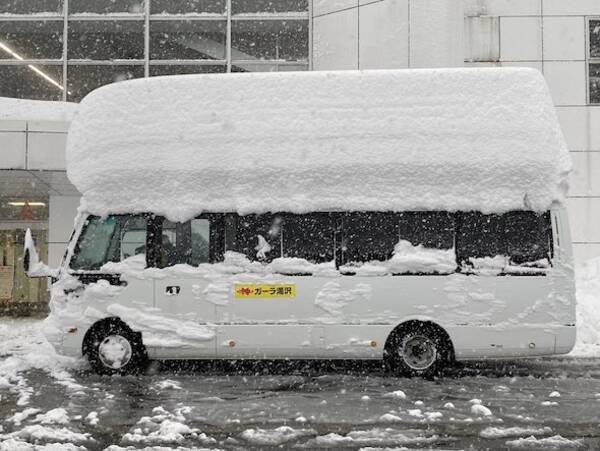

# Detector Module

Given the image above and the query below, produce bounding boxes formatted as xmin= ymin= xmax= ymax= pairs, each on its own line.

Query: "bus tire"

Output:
xmin=83 ymin=319 xmax=147 ymax=376
xmin=384 ymin=321 xmax=453 ymax=378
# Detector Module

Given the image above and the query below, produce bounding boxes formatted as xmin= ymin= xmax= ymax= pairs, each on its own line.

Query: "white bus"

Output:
xmin=25 ymin=68 xmax=575 ymax=377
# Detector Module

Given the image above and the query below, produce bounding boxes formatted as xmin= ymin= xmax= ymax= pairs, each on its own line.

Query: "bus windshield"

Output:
xmin=70 ymin=215 xmax=148 ymax=271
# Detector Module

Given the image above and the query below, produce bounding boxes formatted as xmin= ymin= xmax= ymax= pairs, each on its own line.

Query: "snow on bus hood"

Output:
xmin=66 ymin=68 xmax=570 ymax=222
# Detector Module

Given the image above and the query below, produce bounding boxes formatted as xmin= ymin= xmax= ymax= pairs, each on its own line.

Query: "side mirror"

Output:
xmin=23 ymin=229 xmax=54 ymax=278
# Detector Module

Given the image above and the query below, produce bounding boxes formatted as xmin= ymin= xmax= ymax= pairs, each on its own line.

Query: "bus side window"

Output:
xmin=281 ymin=213 xmax=335 ymax=263
xmin=455 ymin=212 xmax=505 ymax=266
xmin=503 ymin=211 xmax=552 ymax=265
xmin=398 ymin=212 xmax=455 ymax=249
xmin=158 ymin=218 xmax=212 ymax=267
xmin=234 ymin=214 xmax=283 ymax=262
xmin=106 ymin=215 xmax=149 ymax=262
xmin=456 ymin=211 xmax=552 ymax=272
xmin=341 ymin=212 xmax=399 ymax=264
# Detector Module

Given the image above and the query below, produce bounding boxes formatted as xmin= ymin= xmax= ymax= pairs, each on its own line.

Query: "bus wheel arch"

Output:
xmin=83 ymin=317 xmax=147 ymax=375
xmin=384 ymin=320 xmax=455 ymax=378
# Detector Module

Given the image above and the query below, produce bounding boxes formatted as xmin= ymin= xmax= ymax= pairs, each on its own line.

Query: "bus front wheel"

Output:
xmin=83 ymin=319 xmax=148 ymax=375
xmin=384 ymin=321 xmax=453 ymax=378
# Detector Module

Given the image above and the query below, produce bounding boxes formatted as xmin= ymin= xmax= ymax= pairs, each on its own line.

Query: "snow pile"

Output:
xmin=105 ymin=304 xmax=215 ymax=347
xmin=0 ymin=440 xmax=86 ymax=451
xmin=0 ymin=97 xmax=76 ymax=122
xmin=480 ymin=426 xmax=553 ymax=439
xmin=470 ymin=399 xmax=492 ymax=416
xmin=571 ymin=257 xmax=600 ymax=356
xmin=464 ymin=256 xmax=550 ymax=276
xmin=121 ymin=406 xmax=215 ymax=446
xmin=302 ymin=428 xmax=439 ymax=447
xmin=382 ymin=390 xmax=407 ymax=400
xmin=0 ymin=425 xmax=93 ymax=448
xmin=34 ymin=409 xmax=70 ymax=425
xmin=341 ymin=240 xmax=456 ymax=275
xmin=240 ymin=426 xmax=316 ymax=446
xmin=505 ymin=435 xmax=583 ymax=448
xmin=67 ymin=68 xmax=570 ymax=222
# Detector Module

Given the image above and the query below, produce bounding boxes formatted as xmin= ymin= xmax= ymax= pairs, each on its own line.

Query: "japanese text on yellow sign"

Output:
xmin=234 ymin=284 xmax=296 ymax=299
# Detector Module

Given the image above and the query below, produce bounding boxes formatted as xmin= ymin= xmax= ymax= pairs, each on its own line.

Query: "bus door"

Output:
xmin=152 ymin=217 xmax=218 ymax=356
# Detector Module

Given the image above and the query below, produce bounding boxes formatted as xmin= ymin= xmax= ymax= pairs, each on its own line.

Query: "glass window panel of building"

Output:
xmin=149 ymin=20 xmax=226 ymax=60
xmin=69 ymin=0 xmax=145 ymax=14
xmin=151 ymin=0 xmax=225 ymax=14
xmin=0 ymin=1 xmax=63 ymax=15
xmin=591 ymin=19 xmax=600 ymax=104
xmin=0 ymin=20 xmax=63 ymax=60
xmin=67 ymin=65 xmax=144 ymax=102
xmin=0 ymin=1 xmax=309 ymax=102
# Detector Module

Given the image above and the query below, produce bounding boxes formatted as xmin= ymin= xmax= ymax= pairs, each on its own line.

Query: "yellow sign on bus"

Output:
xmin=234 ymin=284 xmax=296 ymax=299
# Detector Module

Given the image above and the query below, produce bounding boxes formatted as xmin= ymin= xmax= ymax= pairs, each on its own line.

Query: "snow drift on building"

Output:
xmin=66 ymin=68 xmax=570 ymax=222
xmin=0 ymin=97 xmax=77 ymax=122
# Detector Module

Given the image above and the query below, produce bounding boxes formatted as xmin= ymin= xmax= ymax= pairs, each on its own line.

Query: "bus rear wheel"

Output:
xmin=84 ymin=319 xmax=147 ymax=375
xmin=384 ymin=321 xmax=452 ymax=378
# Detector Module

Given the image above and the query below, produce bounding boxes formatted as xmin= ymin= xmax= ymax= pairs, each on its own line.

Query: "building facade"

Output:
xmin=0 ymin=0 xmax=598 ymax=313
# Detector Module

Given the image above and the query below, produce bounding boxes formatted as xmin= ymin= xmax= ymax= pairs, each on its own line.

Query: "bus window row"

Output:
xmin=70 ymin=211 xmax=552 ymax=275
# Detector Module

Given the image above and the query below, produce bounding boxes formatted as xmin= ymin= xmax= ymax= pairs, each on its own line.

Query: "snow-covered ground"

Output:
xmin=571 ymin=257 xmax=600 ymax=357
xmin=0 ymin=260 xmax=598 ymax=450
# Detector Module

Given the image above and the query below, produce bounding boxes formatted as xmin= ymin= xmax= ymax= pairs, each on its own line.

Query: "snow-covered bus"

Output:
xmin=25 ymin=68 xmax=575 ymax=377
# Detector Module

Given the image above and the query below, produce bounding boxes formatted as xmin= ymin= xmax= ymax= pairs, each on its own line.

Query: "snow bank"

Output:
xmin=120 ymin=406 xmax=215 ymax=447
xmin=240 ymin=426 xmax=316 ymax=446
xmin=505 ymin=435 xmax=583 ymax=448
xmin=0 ymin=97 xmax=76 ymax=122
xmin=66 ymin=68 xmax=570 ymax=222
xmin=303 ymin=428 xmax=439 ymax=447
xmin=480 ymin=426 xmax=553 ymax=439
xmin=0 ymin=319 xmax=82 ymax=409
xmin=571 ymin=257 xmax=600 ymax=356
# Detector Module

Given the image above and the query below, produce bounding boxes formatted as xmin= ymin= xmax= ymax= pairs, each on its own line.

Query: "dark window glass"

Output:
xmin=68 ymin=21 xmax=144 ymax=60
xmin=0 ymin=21 xmax=63 ymax=60
xmin=590 ymin=20 xmax=600 ymax=58
xmin=232 ymin=0 xmax=308 ymax=14
xmin=231 ymin=62 xmax=307 ymax=72
xmin=150 ymin=20 xmax=226 ymax=60
xmin=70 ymin=215 xmax=148 ymax=270
xmin=342 ymin=212 xmax=398 ymax=263
xmin=231 ymin=20 xmax=308 ymax=61
xmin=160 ymin=218 xmax=210 ymax=267
xmin=502 ymin=211 xmax=552 ymax=264
xmin=456 ymin=212 xmax=504 ymax=263
xmin=590 ymin=64 xmax=600 ymax=105
xmin=70 ymin=216 xmax=117 ymax=270
xmin=398 ymin=212 xmax=455 ymax=249
xmin=149 ymin=64 xmax=226 ymax=76
xmin=69 ymin=0 xmax=144 ymax=14
xmin=456 ymin=211 xmax=552 ymax=268
xmin=0 ymin=0 xmax=62 ymax=14
xmin=67 ymin=64 xmax=144 ymax=101
xmin=282 ymin=213 xmax=335 ymax=263
xmin=232 ymin=214 xmax=282 ymax=262
xmin=0 ymin=65 xmax=63 ymax=101
xmin=151 ymin=0 xmax=225 ymax=14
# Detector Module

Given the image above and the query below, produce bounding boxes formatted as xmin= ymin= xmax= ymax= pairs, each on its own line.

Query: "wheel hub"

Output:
xmin=98 ymin=334 xmax=133 ymax=369
xmin=402 ymin=334 xmax=437 ymax=370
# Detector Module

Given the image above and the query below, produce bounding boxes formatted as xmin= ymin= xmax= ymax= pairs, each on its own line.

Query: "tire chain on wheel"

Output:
xmin=85 ymin=320 xmax=148 ymax=376
xmin=384 ymin=322 xmax=451 ymax=378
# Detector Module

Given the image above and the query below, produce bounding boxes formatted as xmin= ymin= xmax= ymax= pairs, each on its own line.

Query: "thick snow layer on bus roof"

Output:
xmin=0 ymin=97 xmax=77 ymax=122
xmin=66 ymin=68 xmax=570 ymax=221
